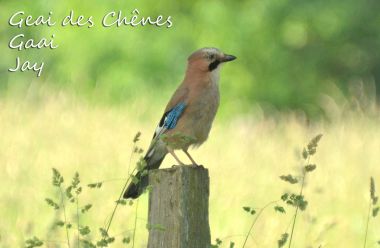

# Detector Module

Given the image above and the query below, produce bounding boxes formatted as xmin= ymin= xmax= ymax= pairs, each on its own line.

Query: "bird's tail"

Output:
xmin=123 ymin=150 xmax=166 ymax=199
xmin=122 ymin=170 xmax=148 ymax=199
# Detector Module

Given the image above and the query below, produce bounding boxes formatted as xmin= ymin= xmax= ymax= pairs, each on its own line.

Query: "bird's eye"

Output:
xmin=209 ymin=54 xmax=215 ymax=60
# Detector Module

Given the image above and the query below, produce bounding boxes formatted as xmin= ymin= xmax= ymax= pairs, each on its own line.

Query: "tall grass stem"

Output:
xmin=105 ymin=168 xmax=136 ymax=233
xmin=76 ymin=197 xmax=80 ymax=248
xmin=60 ymin=188 xmax=71 ymax=248
xmin=132 ymin=199 xmax=139 ymax=248
xmin=288 ymin=156 xmax=310 ymax=248
xmin=363 ymin=199 xmax=371 ymax=248
xmin=242 ymin=200 xmax=278 ymax=248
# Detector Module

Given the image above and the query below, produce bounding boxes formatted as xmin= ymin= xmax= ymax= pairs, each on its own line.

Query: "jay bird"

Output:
xmin=124 ymin=47 xmax=236 ymax=199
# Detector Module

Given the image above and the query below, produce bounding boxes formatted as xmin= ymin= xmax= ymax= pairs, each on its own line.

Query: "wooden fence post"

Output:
xmin=147 ymin=165 xmax=211 ymax=248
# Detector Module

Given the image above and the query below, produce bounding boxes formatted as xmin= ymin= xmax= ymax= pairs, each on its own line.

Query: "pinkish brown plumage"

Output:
xmin=124 ymin=47 xmax=236 ymax=199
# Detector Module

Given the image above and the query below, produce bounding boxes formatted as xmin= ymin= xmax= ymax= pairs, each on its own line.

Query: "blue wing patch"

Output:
xmin=152 ymin=102 xmax=186 ymax=139
xmin=164 ymin=102 xmax=186 ymax=129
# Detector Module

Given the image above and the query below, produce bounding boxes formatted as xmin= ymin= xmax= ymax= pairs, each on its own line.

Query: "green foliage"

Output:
xmin=279 ymin=134 xmax=322 ymax=248
xmin=131 ymin=175 xmax=139 ymax=185
xmin=306 ymin=134 xmax=323 ymax=156
xmin=55 ymin=220 xmax=65 ymax=227
xmin=274 ymin=206 xmax=286 ymax=214
xmin=81 ymin=204 xmax=92 ymax=213
xmin=134 ymin=147 xmax=144 ymax=154
xmin=45 ymin=198 xmax=59 ymax=210
xmin=373 ymin=207 xmax=379 ymax=218
xmin=211 ymin=239 xmax=235 ymax=248
xmin=242 ymin=206 xmax=256 ymax=215
xmin=65 ymin=173 xmax=82 ymax=202
xmin=103 ymin=131 xmax=145 ymax=245
xmin=52 ymin=168 xmax=64 ymax=187
xmin=302 ymin=149 xmax=308 ymax=160
xmin=32 ymin=157 xmax=147 ymax=248
xmin=81 ymin=239 xmax=96 ymax=248
xmin=364 ymin=177 xmax=380 ymax=247
xmin=74 ymin=187 xmax=82 ymax=196
xmin=28 ymin=168 xmax=130 ymax=248
xmin=97 ymin=228 xmax=115 ymax=247
xmin=136 ymin=157 xmax=147 ymax=172
xmin=216 ymin=238 xmax=222 ymax=245
xmin=210 ymin=238 xmax=223 ymax=248
xmin=145 ymin=185 xmax=154 ymax=193
xmin=282 ymin=194 xmax=308 ymax=211
xmin=240 ymin=134 xmax=322 ymax=248
xmin=115 ymin=199 xmax=127 ymax=205
xmin=72 ymin=172 xmax=80 ymax=189
xmin=369 ymin=177 xmax=379 ymax=219
xmin=304 ymin=164 xmax=316 ymax=173
xmin=277 ymin=233 xmax=289 ymax=248
xmin=2 ymin=0 xmax=380 ymax=117
xmin=371 ymin=177 xmax=378 ymax=205
xmin=87 ymin=182 xmax=103 ymax=188
xmin=280 ymin=175 xmax=298 ymax=184
xmin=79 ymin=226 xmax=91 ymax=236
xmin=25 ymin=237 xmax=43 ymax=248
xmin=281 ymin=193 xmax=289 ymax=201
xmin=242 ymin=206 xmax=250 ymax=212
xmin=65 ymin=186 xmax=74 ymax=202
xmin=122 ymin=237 xmax=131 ymax=244
xmin=133 ymin=132 xmax=141 ymax=143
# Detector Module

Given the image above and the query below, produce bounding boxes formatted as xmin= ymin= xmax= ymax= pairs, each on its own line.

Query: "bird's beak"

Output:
xmin=221 ymin=54 xmax=237 ymax=62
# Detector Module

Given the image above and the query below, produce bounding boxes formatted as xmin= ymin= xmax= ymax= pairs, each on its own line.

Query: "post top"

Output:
xmin=150 ymin=165 xmax=208 ymax=174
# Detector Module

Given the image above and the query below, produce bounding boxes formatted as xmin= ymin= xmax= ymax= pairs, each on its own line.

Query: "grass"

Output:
xmin=0 ymin=92 xmax=380 ymax=247
xmin=363 ymin=177 xmax=380 ymax=248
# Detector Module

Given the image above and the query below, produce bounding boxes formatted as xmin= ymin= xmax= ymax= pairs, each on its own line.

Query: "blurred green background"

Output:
xmin=1 ymin=0 xmax=379 ymax=117
xmin=1 ymin=1 xmax=380 ymax=247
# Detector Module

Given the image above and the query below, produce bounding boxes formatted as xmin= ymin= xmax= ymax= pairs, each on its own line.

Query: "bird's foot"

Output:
xmin=182 ymin=149 xmax=201 ymax=167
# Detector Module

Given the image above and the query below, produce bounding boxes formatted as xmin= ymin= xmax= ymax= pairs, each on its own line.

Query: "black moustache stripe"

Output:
xmin=208 ymin=60 xmax=220 ymax=71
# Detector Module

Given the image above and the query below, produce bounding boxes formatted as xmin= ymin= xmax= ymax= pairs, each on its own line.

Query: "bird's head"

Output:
xmin=187 ymin=47 xmax=236 ymax=73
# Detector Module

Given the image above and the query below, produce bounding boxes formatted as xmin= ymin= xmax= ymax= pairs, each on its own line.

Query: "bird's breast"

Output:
xmin=183 ymin=83 xmax=220 ymax=146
